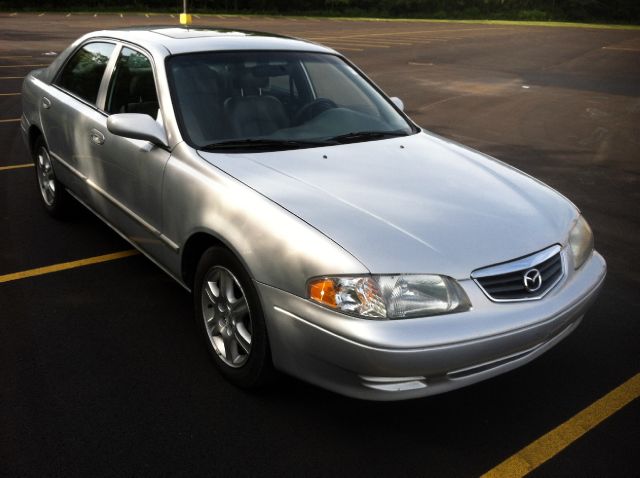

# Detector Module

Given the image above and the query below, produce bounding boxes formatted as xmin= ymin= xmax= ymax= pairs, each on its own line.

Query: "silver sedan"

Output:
xmin=21 ymin=27 xmax=606 ymax=400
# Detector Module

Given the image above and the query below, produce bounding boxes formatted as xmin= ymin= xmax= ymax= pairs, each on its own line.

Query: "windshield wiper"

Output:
xmin=200 ymin=138 xmax=327 ymax=151
xmin=329 ymin=130 xmax=409 ymax=144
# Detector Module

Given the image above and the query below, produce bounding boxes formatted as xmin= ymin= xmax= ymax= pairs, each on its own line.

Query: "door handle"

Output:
xmin=41 ymin=97 xmax=51 ymax=109
xmin=89 ymin=128 xmax=105 ymax=145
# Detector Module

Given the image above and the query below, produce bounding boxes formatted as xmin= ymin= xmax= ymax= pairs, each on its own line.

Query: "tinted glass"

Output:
xmin=167 ymin=51 xmax=414 ymax=149
xmin=106 ymin=47 xmax=159 ymax=118
xmin=57 ymin=42 xmax=115 ymax=104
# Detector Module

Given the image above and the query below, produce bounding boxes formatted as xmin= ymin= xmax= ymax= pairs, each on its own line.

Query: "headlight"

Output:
xmin=308 ymin=274 xmax=471 ymax=319
xmin=568 ymin=215 xmax=594 ymax=269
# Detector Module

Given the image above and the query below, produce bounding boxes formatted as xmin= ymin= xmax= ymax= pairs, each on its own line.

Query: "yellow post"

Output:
xmin=179 ymin=0 xmax=192 ymax=25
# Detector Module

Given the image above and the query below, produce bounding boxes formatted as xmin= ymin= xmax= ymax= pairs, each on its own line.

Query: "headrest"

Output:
xmin=129 ymin=73 xmax=156 ymax=98
xmin=234 ymin=71 xmax=269 ymax=91
xmin=173 ymin=63 xmax=220 ymax=93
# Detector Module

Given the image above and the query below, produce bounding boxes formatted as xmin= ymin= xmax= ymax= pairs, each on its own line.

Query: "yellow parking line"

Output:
xmin=0 ymin=55 xmax=32 ymax=59
xmin=348 ymin=40 xmax=414 ymax=46
xmin=0 ymin=118 xmax=20 ymax=123
xmin=0 ymin=250 xmax=140 ymax=284
xmin=0 ymin=92 xmax=20 ymax=96
xmin=0 ymin=64 xmax=48 ymax=68
xmin=482 ymin=372 xmax=640 ymax=478
xmin=0 ymin=163 xmax=33 ymax=172
xmin=320 ymin=39 xmax=397 ymax=46
xmin=308 ymin=27 xmax=508 ymax=42
xmin=388 ymin=37 xmax=459 ymax=42
xmin=322 ymin=42 xmax=391 ymax=49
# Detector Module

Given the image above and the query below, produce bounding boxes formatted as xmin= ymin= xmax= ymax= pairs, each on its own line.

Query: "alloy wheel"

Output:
xmin=201 ymin=266 xmax=253 ymax=368
xmin=36 ymin=146 xmax=56 ymax=206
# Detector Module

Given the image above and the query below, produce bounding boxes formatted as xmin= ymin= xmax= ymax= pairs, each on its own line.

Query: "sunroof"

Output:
xmin=151 ymin=28 xmax=261 ymax=39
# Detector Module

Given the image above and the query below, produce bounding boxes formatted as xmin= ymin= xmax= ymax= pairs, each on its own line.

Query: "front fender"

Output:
xmin=163 ymin=142 xmax=369 ymax=298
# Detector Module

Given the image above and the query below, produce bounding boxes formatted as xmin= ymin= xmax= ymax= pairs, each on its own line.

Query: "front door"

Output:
xmin=86 ymin=45 xmax=171 ymax=257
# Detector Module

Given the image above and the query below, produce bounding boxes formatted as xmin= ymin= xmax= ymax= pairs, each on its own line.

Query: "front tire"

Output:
xmin=194 ymin=246 xmax=273 ymax=388
xmin=32 ymin=136 xmax=70 ymax=218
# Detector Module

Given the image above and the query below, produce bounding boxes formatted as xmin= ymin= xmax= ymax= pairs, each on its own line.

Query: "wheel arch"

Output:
xmin=181 ymin=231 xmax=253 ymax=291
xmin=28 ymin=125 xmax=44 ymax=156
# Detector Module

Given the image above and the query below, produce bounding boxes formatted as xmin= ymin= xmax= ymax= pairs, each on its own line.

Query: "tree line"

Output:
xmin=1 ymin=0 xmax=638 ymax=23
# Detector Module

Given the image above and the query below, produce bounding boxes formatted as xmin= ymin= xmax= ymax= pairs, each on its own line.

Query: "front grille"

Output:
xmin=472 ymin=246 xmax=564 ymax=302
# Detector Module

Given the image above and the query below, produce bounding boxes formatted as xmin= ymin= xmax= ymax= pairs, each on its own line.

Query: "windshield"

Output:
xmin=166 ymin=51 xmax=416 ymax=151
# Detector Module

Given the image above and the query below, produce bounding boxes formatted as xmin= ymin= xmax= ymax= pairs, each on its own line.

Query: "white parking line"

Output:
xmin=602 ymin=46 xmax=640 ymax=52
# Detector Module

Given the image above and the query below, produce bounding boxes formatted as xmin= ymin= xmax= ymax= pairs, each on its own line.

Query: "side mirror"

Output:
xmin=390 ymin=97 xmax=404 ymax=111
xmin=107 ymin=113 xmax=168 ymax=148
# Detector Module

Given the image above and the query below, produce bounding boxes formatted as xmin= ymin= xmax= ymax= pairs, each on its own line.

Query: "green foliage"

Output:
xmin=517 ymin=9 xmax=550 ymax=21
xmin=0 ymin=0 xmax=638 ymax=23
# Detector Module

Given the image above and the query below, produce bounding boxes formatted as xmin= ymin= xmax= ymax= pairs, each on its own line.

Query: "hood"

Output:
xmin=199 ymin=132 xmax=577 ymax=279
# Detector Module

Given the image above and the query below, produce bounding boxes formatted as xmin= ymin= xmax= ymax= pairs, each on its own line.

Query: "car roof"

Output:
xmin=85 ymin=26 xmax=336 ymax=56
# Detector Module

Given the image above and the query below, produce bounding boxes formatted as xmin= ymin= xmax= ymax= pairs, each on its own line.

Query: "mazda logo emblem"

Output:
xmin=523 ymin=268 xmax=543 ymax=292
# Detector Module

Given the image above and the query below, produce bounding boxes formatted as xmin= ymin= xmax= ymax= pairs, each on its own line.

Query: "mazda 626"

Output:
xmin=21 ymin=27 xmax=606 ymax=400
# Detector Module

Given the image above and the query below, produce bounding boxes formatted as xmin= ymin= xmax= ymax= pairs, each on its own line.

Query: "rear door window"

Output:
xmin=56 ymin=42 xmax=115 ymax=105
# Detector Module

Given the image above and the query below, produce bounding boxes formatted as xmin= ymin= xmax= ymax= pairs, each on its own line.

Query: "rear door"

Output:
xmin=39 ymin=41 xmax=116 ymax=190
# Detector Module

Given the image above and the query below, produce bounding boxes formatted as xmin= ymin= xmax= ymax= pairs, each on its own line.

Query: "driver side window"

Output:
xmin=106 ymin=47 xmax=159 ymax=118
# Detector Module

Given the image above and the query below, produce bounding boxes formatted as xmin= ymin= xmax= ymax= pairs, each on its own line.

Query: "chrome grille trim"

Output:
xmin=471 ymin=245 xmax=565 ymax=302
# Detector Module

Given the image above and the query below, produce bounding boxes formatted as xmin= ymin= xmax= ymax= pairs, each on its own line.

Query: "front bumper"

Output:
xmin=257 ymin=251 xmax=606 ymax=400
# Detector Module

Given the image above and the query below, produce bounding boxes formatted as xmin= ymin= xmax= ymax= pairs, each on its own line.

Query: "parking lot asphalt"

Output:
xmin=0 ymin=12 xmax=638 ymax=477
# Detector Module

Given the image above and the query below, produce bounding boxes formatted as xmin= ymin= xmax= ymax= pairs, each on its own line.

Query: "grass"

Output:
xmin=322 ymin=16 xmax=640 ymax=30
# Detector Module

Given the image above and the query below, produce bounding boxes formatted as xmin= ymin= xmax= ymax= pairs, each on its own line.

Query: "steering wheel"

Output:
xmin=293 ymin=98 xmax=338 ymax=125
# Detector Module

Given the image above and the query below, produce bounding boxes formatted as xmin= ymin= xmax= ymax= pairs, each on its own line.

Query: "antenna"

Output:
xmin=180 ymin=0 xmax=192 ymax=26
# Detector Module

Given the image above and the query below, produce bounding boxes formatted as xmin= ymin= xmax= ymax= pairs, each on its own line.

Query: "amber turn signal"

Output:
xmin=308 ymin=278 xmax=338 ymax=308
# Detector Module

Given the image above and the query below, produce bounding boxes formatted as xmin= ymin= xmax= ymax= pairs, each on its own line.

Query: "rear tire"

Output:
xmin=32 ymin=136 xmax=70 ymax=218
xmin=194 ymin=246 xmax=274 ymax=388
